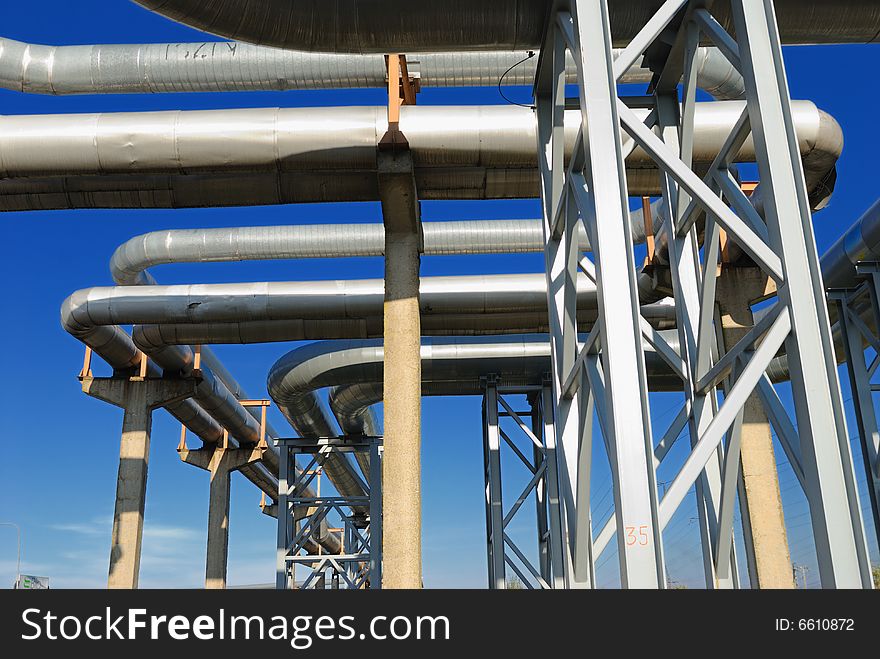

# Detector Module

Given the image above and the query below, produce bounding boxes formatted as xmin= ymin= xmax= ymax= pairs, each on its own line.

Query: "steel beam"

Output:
xmin=569 ymin=0 xmax=664 ymax=587
xmin=731 ymin=0 xmax=871 ymax=588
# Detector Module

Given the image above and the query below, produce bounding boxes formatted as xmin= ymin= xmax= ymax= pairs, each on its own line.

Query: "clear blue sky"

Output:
xmin=0 ymin=1 xmax=877 ymax=589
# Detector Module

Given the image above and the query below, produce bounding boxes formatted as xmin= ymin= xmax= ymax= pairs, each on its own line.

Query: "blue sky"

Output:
xmin=0 ymin=1 xmax=877 ymax=589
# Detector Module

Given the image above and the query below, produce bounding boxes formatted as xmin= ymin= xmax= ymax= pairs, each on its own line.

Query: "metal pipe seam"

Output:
xmin=0 ymin=36 xmax=744 ymax=98
xmin=130 ymin=0 xmax=880 ymax=52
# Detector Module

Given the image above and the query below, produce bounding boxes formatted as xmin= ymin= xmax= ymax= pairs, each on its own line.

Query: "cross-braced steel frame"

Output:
xmin=482 ymin=377 xmax=566 ymax=589
xmin=829 ymin=264 xmax=880 ymax=552
xmin=276 ymin=437 xmax=383 ymax=590
xmin=535 ymin=0 xmax=872 ymax=588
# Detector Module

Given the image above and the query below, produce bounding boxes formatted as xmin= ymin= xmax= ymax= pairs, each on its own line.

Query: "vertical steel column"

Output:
xmin=483 ymin=381 xmax=506 ymax=588
xmin=369 ymin=439 xmax=384 ymax=589
xmin=655 ymin=76 xmax=737 ymax=588
xmin=530 ymin=395 xmax=550 ymax=581
xmin=570 ymin=0 xmax=664 ymax=587
xmin=731 ymin=0 xmax=871 ymax=588
xmin=276 ymin=443 xmax=290 ymax=590
xmin=857 ymin=269 xmax=880 ymax=548
xmin=540 ymin=386 xmax=569 ymax=587
xmin=535 ymin=8 xmax=596 ymax=590
xmin=832 ymin=275 xmax=880 ymax=552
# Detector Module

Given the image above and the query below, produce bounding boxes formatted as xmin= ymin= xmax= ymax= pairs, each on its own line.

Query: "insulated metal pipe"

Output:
xmin=268 ymin=336 xmax=684 ymax=448
xmin=0 ymin=36 xmax=743 ymax=98
xmin=820 ymin=199 xmax=880 ymax=290
xmin=130 ymin=0 xmax=880 ymax=52
xmin=110 ymin=221 xmax=595 ymax=286
xmin=0 ymin=102 xmax=840 ymax=209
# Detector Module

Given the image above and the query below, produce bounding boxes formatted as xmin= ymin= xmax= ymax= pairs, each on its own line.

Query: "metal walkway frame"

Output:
xmin=535 ymin=0 xmax=872 ymax=588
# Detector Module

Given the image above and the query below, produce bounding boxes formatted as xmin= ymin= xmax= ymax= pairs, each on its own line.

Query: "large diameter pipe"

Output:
xmin=64 ymin=274 xmax=603 ymax=326
xmin=0 ymin=37 xmax=743 ymax=98
xmin=820 ymin=199 xmax=880 ymax=290
xmin=132 ymin=305 xmax=677 ymax=346
xmin=0 ymin=102 xmax=839 ymax=208
xmin=131 ymin=0 xmax=880 ymax=52
xmin=269 ymin=336 xmax=684 ymax=443
xmin=110 ymin=220 xmax=595 ymax=286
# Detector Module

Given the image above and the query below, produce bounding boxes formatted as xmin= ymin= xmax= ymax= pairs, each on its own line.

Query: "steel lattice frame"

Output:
xmin=276 ymin=437 xmax=383 ymax=590
xmin=535 ymin=0 xmax=872 ymax=588
xmin=482 ymin=379 xmax=566 ymax=589
xmin=829 ymin=265 xmax=880 ymax=552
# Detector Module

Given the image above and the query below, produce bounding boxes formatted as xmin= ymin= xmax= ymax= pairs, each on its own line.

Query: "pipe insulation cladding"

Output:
xmin=130 ymin=0 xmax=880 ymax=52
xmin=0 ymin=102 xmax=841 ymax=210
xmin=0 ymin=37 xmax=744 ymax=99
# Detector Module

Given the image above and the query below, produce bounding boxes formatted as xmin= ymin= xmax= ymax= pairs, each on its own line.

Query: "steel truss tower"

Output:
xmin=830 ymin=265 xmax=880 ymax=553
xmin=276 ymin=437 xmax=383 ymax=589
xmin=536 ymin=0 xmax=872 ymax=588
xmin=482 ymin=378 xmax=566 ymax=589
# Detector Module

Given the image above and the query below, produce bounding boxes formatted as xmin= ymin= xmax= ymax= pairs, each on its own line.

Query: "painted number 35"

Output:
xmin=625 ymin=525 xmax=650 ymax=547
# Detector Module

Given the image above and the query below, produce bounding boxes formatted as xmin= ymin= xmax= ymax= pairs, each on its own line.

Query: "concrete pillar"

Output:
xmin=206 ymin=461 xmax=233 ymax=589
xmin=179 ymin=440 xmax=264 ymax=589
xmin=378 ymin=149 xmax=423 ymax=588
xmin=81 ymin=375 xmax=197 ymax=589
xmin=716 ymin=267 xmax=796 ymax=589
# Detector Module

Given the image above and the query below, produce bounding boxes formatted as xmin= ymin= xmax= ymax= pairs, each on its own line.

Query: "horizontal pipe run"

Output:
xmin=0 ymin=37 xmax=743 ymax=98
xmin=131 ymin=0 xmax=880 ymax=53
xmin=0 ymin=102 xmax=840 ymax=210
xmin=110 ymin=220 xmax=595 ymax=286
xmin=821 ymin=199 xmax=880 ymax=290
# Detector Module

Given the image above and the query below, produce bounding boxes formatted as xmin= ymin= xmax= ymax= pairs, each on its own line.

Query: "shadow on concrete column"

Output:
xmin=81 ymin=375 xmax=197 ymax=589
xmin=378 ymin=149 xmax=423 ymax=588
xmin=179 ymin=438 xmax=265 ymax=589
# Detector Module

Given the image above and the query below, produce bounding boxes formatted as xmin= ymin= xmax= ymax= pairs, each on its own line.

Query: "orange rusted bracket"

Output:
xmin=79 ymin=346 xmax=94 ymax=380
xmin=379 ymin=54 xmax=419 ymax=151
xmin=740 ymin=181 xmax=759 ymax=196
xmin=239 ymin=399 xmax=272 ymax=448
xmin=178 ymin=399 xmax=271 ymax=456
xmin=642 ymin=196 xmax=655 ymax=267
xmin=192 ymin=344 xmax=202 ymax=374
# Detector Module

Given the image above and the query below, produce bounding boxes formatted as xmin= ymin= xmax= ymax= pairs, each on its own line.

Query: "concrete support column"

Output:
xmin=378 ymin=149 xmax=423 ymax=588
xmin=179 ymin=440 xmax=264 ymax=589
xmin=716 ymin=267 xmax=795 ymax=589
xmin=81 ymin=375 xmax=197 ymax=589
